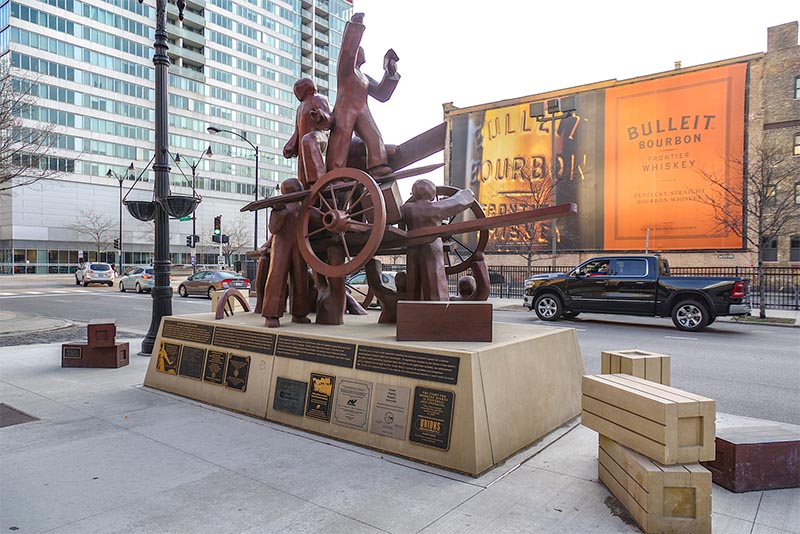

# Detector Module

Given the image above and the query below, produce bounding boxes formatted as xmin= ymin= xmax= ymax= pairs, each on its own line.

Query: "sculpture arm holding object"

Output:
xmin=367 ymin=49 xmax=400 ymax=103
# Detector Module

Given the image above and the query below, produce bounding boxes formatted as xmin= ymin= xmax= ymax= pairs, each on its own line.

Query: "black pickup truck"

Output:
xmin=522 ymin=256 xmax=749 ymax=332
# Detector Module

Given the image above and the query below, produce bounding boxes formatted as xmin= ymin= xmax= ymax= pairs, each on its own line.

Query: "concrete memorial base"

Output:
xmin=143 ymin=312 xmax=584 ymax=476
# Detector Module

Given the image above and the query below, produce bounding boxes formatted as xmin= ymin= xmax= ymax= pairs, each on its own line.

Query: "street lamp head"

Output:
xmin=207 ymin=126 xmax=222 ymax=134
xmin=205 ymin=145 xmax=213 ymax=157
xmin=106 ymin=168 xmax=113 ymax=178
xmin=174 ymin=153 xmax=182 ymax=164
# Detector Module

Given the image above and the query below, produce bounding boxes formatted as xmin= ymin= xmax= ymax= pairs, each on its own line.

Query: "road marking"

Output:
xmin=53 ymin=299 xmax=69 ymax=303
xmin=0 ymin=292 xmax=13 ymax=296
xmin=573 ymin=328 xmax=587 ymax=331
xmin=665 ymin=335 xmax=698 ymax=341
xmin=133 ymin=307 xmax=150 ymax=311
xmin=25 ymin=291 xmax=45 ymax=294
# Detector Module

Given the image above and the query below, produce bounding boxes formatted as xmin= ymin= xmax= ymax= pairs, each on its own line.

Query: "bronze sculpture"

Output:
xmin=326 ymin=12 xmax=399 ymax=177
xmin=284 ymin=78 xmax=333 ymax=189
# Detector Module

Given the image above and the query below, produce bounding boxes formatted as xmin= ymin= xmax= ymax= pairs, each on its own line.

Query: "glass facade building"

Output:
xmin=0 ymin=0 xmax=351 ymax=273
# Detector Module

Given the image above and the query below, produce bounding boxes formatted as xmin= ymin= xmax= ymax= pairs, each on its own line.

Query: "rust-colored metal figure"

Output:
xmin=263 ymin=178 xmax=312 ymax=328
xmin=451 ymin=252 xmax=490 ymax=301
xmin=326 ymin=12 xmax=399 ymax=177
xmin=314 ymin=247 xmax=347 ymax=325
xmin=401 ymin=179 xmax=475 ymax=301
xmin=284 ymin=78 xmax=333 ymax=189
xmin=365 ymin=259 xmax=407 ymax=324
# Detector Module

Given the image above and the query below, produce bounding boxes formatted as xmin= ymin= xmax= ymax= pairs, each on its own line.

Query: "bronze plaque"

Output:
xmin=212 ymin=326 xmax=276 ymax=355
xmin=224 ymin=354 xmax=250 ymax=392
xmin=178 ymin=345 xmax=205 ymax=380
xmin=275 ymin=336 xmax=355 ymax=368
xmin=409 ymin=387 xmax=455 ymax=450
xmin=332 ymin=379 xmax=372 ymax=431
xmin=157 ymin=342 xmax=180 ymax=375
xmin=203 ymin=350 xmax=228 ymax=385
xmin=305 ymin=373 xmax=335 ymax=422
xmin=162 ymin=320 xmax=214 ymax=345
xmin=273 ymin=377 xmax=308 ymax=416
xmin=370 ymin=384 xmax=410 ymax=440
xmin=356 ymin=345 xmax=460 ymax=385
xmin=63 ymin=346 xmax=82 ymax=359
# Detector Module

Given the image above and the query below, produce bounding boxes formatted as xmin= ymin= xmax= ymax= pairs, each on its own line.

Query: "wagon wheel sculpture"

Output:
xmin=297 ymin=168 xmax=387 ymax=278
xmin=436 ymin=185 xmax=489 ymax=276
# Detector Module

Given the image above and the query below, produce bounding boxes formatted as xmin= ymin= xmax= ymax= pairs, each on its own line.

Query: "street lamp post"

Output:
xmin=138 ymin=0 xmax=186 ymax=356
xmin=530 ymin=97 xmax=576 ymax=266
xmin=107 ymin=163 xmax=134 ymax=276
xmin=207 ymin=126 xmax=259 ymax=250
xmin=174 ymin=146 xmax=213 ymax=274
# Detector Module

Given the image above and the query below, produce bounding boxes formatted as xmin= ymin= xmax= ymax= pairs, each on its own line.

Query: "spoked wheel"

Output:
xmin=436 ymin=186 xmax=489 ymax=275
xmin=298 ymin=168 xmax=387 ymax=278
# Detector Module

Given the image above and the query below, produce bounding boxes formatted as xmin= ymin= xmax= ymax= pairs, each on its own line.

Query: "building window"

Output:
xmin=796 ymin=75 xmax=800 ymax=99
xmin=796 ymin=182 xmax=800 ymax=204
xmin=795 ymin=133 xmax=800 ymax=156
xmin=762 ymin=237 xmax=778 ymax=262
xmin=791 ymin=236 xmax=800 ymax=262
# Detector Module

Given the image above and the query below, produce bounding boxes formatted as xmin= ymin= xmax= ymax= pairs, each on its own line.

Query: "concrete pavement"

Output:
xmin=1 ymin=339 xmax=798 ymax=533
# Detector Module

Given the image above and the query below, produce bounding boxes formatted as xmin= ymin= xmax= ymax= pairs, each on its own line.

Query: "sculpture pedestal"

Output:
xmin=143 ymin=312 xmax=584 ymax=476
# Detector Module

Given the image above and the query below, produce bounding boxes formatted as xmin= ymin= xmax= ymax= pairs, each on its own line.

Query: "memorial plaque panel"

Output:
xmin=157 ymin=342 xmax=180 ymax=375
xmin=213 ymin=326 xmax=276 ymax=355
xmin=63 ymin=346 xmax=82 ymax=359
xmin=178 ymin=345 xmax=206 ymax=380
xmin=203 ymin=350 xmax=228 ymax=385
xmin=162 ymin=320 xmax=214 ymax=345
xmin=332 ymin=379 xmax=372 ymax=431
xmin=356 ymin=346 xmax=460 ymax=385
xmin=409 ymin=387 xmax=455 ymax=450
xmin=273 ymin=377 xmax=308 ymax=416
xmin=306 ymin=373 xmax=335 ymax=422
xmin=224 ymin=355 xmax=250 ymax=392
xmin=275 ymin=336 xmax=355 ymax=368
xmin=370 ymin=384 xmax=411 ymax=440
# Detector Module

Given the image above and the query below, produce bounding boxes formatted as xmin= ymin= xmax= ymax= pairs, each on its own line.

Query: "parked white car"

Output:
xmin=75 ymin=262 xmax=115 ymax=287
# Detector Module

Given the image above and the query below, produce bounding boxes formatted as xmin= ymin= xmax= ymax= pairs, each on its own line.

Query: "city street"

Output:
xmin=1 ymin=274 xmax=798 ymax=426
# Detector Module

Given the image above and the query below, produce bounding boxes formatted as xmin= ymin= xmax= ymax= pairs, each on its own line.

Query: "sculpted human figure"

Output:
xmin=283 ymin=78 xmax=333 ymax=189
xmin=262 ymin=178 xmax=312 ymax=328
xmin=326 ymin=12 xmax=399 ymax=177
xmin=365 ymin=259 xmax=407 ymax=324
xmin=401 ymin=179 xmax=475 ymax=301
xmin=450 ymin=252 xmax=490 ymax=301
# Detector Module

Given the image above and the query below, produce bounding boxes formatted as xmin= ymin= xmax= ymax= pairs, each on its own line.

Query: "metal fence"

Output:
xmin=384 ymin=264 xmax=800 ymax=310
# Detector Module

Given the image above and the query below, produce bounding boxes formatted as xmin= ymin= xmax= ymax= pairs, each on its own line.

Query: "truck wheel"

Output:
xmin=562 ymin=311 xmax=581 ymax=320
xmin=672 ymin=300 xmax=709 ymax=332
xmin=534 ymin=293 xmax=563 ymax=321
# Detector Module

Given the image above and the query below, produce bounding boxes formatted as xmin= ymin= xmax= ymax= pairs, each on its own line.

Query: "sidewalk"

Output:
xmin=1 ymin=339 xmax=798 ymax=533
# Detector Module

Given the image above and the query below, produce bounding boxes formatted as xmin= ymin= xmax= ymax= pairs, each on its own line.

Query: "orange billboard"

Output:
xmin=603 ymin=64 xmax=746 ymax=250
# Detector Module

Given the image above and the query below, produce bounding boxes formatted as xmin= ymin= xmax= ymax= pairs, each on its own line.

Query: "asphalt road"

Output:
xmin=2 ymin=275 xmax=798 ymax=426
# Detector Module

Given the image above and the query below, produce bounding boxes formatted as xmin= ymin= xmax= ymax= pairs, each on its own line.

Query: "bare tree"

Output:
xmin=0 ymin=61 xmax=64 ymax=195
xmin=66 ymin=209 xmax=116 ymax=258
xmin=696 ymin=139 xmax=800 ymax=318
xmin=496 ymin=166 xmax=570 ymax=269
xmin=221 ymin=215 xmax=252 ymax=267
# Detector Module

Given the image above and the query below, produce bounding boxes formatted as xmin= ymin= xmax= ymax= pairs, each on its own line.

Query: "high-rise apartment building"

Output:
xmin=0 ymin=0 xmax=352 ymax=273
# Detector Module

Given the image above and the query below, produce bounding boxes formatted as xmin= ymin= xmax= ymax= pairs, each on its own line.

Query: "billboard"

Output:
xmin=448 ymin=62 xmax=747 ymax=252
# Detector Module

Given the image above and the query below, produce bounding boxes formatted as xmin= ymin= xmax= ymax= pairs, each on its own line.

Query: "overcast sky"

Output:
xmin=350 ymin=1 xmax=798 ymax=155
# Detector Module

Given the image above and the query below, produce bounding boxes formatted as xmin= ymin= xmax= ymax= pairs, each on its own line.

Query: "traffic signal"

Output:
xmin=113 ymin=238 xmax=120 ymax=249
xmin=186 ymin=235 xmax=193 ymax=247
xmin=213 ymin=215 xmax=221 ymax=236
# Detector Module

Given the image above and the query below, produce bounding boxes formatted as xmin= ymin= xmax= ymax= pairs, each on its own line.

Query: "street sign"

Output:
xmin=217 ymin=256 xmax=224 ymax=265
xmin=179 ymin=215 xmax=192 ymax=221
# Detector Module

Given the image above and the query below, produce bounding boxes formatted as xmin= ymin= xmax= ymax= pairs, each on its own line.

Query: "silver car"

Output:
xmin=75 ymin=262 xmax=115 ymax=287
xmin=118 ymin=266 xmax=155 ymax=293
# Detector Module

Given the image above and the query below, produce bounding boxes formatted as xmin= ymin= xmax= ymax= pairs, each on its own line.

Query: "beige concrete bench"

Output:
xmin=601 ymin=349 xmax=670 ymax=385
xmin=582 ymin=374 xmax=715 ymax=464
xmin=599 ymin=435 xmax=711 ymax=534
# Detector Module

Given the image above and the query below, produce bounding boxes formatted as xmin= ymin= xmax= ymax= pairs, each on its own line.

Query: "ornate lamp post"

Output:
xmin=107 ymin=162 xmax=135 ymax=276
xmin=207 ymin=126 xmax=260 ymax=250
xmin=138 ymin=0 xmax=187 ymax=356
xmin=174 ymin=146 xmax=213 ymax=274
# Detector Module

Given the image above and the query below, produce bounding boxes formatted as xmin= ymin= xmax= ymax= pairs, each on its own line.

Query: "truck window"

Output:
xmin=578 ymin=259 xmax=610 ymax=276
xmin=613 ymin=259 xmax=648 ymax=277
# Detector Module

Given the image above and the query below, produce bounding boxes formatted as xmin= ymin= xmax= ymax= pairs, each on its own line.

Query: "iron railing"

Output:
xmin=383 ymin=264 xmax=800 ymax=310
